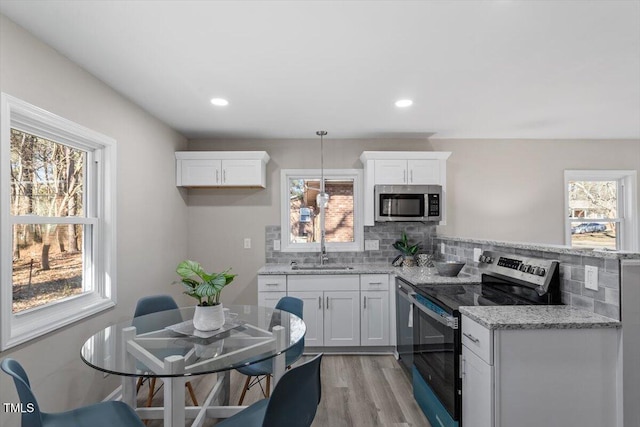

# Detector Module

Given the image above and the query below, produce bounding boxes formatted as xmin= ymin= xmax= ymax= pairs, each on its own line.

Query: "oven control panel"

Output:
xmin=478 ymin=250 xmax=558 ymax=295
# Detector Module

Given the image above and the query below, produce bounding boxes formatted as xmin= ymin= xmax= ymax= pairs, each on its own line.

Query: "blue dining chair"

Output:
xmin=132 ymin=294 xmax=199 ymax=406
xmin=1 ymin=358 xmax=145 ymax=427
xmin=218 ymin=353 xmax=323 ymax=427
xmin=236 ymin=296 xmax=304 ymax=405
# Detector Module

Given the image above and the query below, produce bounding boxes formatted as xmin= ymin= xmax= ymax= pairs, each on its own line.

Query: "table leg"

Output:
xmin=164 ymin=355 xmax=186 ymax=427
xmin=121 ymin=327 xmax=137 ymax=408
xmin=213 ymin=370 xmax=231 ymax=406
xmin=271 ymin=325 xmax=286 ymax=393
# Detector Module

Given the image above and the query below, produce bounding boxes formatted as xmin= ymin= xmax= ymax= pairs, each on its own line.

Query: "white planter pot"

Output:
xmin=193 ymin=304 xmax=226 ymax=331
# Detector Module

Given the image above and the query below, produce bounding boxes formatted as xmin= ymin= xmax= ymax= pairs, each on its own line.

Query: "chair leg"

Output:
xmin=146 ymin=377 xmax=157 ymax=407
xmin=238 ymin=375 xmax=252 ymax=405
xmin=136 ymin=376 xmax=144 ymax=393
xmin=265 ymin=375 xmax=271 ymax=398
xmin=186 ymin=381 xmax=199 ymax=406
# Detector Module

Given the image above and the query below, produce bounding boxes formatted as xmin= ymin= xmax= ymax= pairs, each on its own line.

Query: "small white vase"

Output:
xmin=193 ymin=304 xmax=226 ymax=331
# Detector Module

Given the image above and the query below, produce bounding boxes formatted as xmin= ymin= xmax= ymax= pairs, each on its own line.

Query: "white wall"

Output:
xmin=0 ymin=15 xmax=189 ymax=426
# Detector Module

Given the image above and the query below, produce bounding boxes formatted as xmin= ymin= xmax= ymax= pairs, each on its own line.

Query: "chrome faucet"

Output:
xmin=319 ymin=229 xmax=329 ymax=265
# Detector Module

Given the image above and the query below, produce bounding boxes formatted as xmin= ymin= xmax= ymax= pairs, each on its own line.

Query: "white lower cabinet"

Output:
xmin=461 ymin=345 xmax=493 ymax=427
xmin=461 ymin=315 xmax=620 ymax=427
xmin=323 ymin=291 xmax=361 ymax=346
xmin=361 ymin=291 xmax=390 ymax=346
xmin=259 ymin=273 xmax=391 ymax=349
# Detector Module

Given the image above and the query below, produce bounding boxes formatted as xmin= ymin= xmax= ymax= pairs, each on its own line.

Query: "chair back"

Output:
xmin=274 ymin=296 xmax=305 ymax=366
xmin=263 ymin=353 xmax=323 ymax=427
xmin=1 ymin=358 xmax=43 ymax=427
xmin=132 ymin=294 xmax=182 ymax=334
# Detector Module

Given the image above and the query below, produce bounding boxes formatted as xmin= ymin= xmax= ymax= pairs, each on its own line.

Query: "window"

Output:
xmin=565 ymin=170 xmax=638 ymax=251
xmin=281 ymin=169 xmax=363 ymax=252
xmin=1 ymin=94 xmax=116 ymax=350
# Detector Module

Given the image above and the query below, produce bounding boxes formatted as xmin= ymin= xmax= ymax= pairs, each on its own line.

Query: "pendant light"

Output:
xmin=316 ymin=131 xmax=330 ymax=208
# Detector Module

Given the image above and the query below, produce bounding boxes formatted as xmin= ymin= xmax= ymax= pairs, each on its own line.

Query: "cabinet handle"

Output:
xmin=265 ymin=283 xmax=279 ymax=286
xmin=326 ymin=296 xmax=329 ymax=309
xmin=318 ymin=296 xmax=322 ymax=309
xmin=364 ymin=296 xmax=367 ymax=309
xmin=463 ymin=332 xmax=480 ymax=344
xmin=410 ymin=170 xmax=414 ymax=183
xmin=368 ymin=282 xmax=382 ymax=285
xmin=403 ymin=169 xmax=406 ymax=183
xmin=216 ymin=170 xmax=219 ymax=183
xmin=223 ymin=169 xmax=226 ymax=183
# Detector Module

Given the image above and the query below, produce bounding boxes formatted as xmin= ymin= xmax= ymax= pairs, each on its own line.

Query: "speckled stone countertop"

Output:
xmin=459 ymin=306 xmax=621 ymax=330
xmin=257 ymin=263 xmax=394 ymax=275
xmin=435 ymin=235 xmax=640 ymax=260
xmin=258 ymin=264 xmax=481 ymax=284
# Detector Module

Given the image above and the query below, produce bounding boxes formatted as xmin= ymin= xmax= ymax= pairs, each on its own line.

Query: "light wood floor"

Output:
xmin=138 ymin=354 xmax=431 ymax=426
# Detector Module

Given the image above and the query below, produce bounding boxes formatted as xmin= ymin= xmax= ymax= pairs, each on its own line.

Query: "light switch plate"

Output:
xmin=473 ymin=248 xmax=482 ymax=262
xmin=243 ymin=238 xmax=251 ymax=249
xmin=273 ymin=239 xmax=281 ymax=251
xmin=585 ymin=265 xmax=599 ymax=291
xmin=365 ymin=239 xmax=379 ymax=251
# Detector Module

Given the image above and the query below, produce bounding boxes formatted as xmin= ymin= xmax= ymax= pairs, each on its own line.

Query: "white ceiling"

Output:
xmin=1 ymin=1 xmax=639 ymax=140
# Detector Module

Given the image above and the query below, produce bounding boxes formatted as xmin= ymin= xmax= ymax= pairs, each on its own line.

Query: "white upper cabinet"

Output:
xmin=175 ymin=151 xmax=270 ymax=188
xmin=374 ymin=158 xmax=440 ymax=185
xmin=360 ymin=151 xmax=451 ymax=225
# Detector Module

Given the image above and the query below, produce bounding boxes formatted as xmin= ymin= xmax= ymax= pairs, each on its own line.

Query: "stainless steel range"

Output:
xmin=399 ymin=250 xmax=561 ymax=427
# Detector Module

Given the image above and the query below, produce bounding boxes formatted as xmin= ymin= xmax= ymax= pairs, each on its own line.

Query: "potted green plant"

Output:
xmin=175 ymin=260 xmax=236 ymax=331
xmin=392 ymin=232 xmax=421 ymax=267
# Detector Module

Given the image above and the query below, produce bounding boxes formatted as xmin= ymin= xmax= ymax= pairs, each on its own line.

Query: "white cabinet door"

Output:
xmin=408 ymin=159 xmax=440 ymax=185
xmin=221 ymin=159 xmax=263 ymax=186
xmin=324 ymin=291 xmax=360 ymax=347
xmin=361 ymin=291 xmax=390 ymax=346
xmin=462 ymin=345 xmax=493 ymax=427
xmin=288 ymin=290 xmax=324 ymax=347
xmin=180 ymin=159 xmax=221 ymax=186
xmin=258 ymin=291 xmax=286 ymax=309
xmin=374 ymin=159 xmax=407 ymax=185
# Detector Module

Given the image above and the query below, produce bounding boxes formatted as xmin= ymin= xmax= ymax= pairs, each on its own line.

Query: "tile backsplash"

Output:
xmin=435 ymin=237 xmax=621 ymax=320
xmin=265 ymin=222 xmax=437 ymax=265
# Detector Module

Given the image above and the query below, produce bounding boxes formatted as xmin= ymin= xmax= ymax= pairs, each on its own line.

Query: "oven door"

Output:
xmin=411 ymin=293 xmax=461 ymax=424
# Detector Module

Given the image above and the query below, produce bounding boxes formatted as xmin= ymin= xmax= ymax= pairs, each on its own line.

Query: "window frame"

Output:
xmin=280 ymin=169 xmax=363 ymax=252
xmin=0 ymin=93 xmax=117 ymax=350
xmin=564 ymin=169 xmax=638 ymax=251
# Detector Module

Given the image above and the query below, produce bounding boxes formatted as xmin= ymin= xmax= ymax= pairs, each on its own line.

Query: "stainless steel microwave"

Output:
xmin=374 ymin=185 xmax=442 ymax=222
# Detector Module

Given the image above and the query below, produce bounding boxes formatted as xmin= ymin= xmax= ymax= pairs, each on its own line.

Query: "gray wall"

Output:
xmin=0 ymin=15 xmax=189 ymax=426
xmin=187 ymin=138 xmax=639 ymax=306
xmin=430 ymin=139 xmax=640 ymax=245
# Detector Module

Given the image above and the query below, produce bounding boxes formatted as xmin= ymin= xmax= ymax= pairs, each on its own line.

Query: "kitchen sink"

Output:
xmin=291 ymin=265 xmax=355 ymax=271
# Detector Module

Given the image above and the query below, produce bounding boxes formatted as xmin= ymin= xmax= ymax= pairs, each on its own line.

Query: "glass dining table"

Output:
xmin=81 ymin=305 xmax=306 ymax=427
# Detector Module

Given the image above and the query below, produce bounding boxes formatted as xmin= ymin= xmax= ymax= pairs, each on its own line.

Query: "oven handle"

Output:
xmin=409 ymin=295 xmax=459 ymax=329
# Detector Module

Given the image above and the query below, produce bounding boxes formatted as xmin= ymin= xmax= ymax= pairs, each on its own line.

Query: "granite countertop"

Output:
xmin=459 ymin=305 xmax=621 ymax=330
xmin=258 ymin=264 xmax=481 ymax=284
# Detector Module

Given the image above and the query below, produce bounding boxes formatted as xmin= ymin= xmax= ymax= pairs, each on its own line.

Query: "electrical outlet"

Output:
xmin=243 ymin=238 xmax=251 ymax=249
xmin=441 ymin=242 xmax=446 ymax=254
xmin=473 ymin=248 xmax=482 ymax=262
xmin=585 ymin=265 xmax=599 ymax=291
xmin=365 ymin=239 xmax=379 ymax=251
xmin=273 ymin=239 xmax=281 ymax=251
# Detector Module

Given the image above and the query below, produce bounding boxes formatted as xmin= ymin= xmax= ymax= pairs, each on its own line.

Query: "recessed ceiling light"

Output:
xmin=210 ymin=98 xmax=229 ymax=106
xmin=395 ymin=99 xmax=413 ymax=108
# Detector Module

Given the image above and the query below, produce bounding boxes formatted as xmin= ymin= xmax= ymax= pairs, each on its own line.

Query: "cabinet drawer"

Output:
xmin=462 ymin=316 xmax=493 ymax=365
xmin=360 ymin=274 xmax=390 ymax=291
xmin=258 ymin=275 xmax=287 ymax=292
